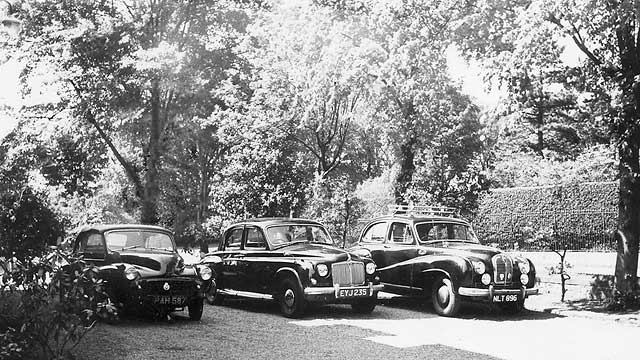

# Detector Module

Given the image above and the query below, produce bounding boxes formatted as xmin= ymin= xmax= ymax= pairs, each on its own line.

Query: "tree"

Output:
xmin=455 ymin=0 xmax=640 ymax=294
xmin=18 ymin=0 xmax=256 ymax=226
xmin=360 ymin=0 xmax=483 ymax=204
xmin=247 ymin=4 xmax=375 ymax=199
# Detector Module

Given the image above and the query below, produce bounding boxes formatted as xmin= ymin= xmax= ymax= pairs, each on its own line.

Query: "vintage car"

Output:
xmin=71 ymin=224 xmax=212 ymax=320
xmin=200 ymin=218 xmax=383 ymax=318
xmin=350 ymin=205 xmax=539 ymax=317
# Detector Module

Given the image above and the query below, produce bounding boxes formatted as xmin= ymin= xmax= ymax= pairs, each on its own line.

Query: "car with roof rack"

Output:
xmin=350 ymin=205 xmax=539 ymax=317
xmin=199 ymin=217 xmax=383 ymax=318
xmin=71 ymin=224 xmax=213 ymax=320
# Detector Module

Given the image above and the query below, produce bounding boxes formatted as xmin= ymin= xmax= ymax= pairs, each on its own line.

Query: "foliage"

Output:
xmin=303 ymin=176 xmax=365 ymax=247
xmin=0 ymin=186 xmax=64 ymax=261
xmin=0 ymin=250 xmax=117 ymax=360
xmin=453 ymin=0 xmax=640 ymax=292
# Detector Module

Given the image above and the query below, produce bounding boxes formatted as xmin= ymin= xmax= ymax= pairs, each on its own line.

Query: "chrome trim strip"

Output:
xmin=381 ymin=282 xmax=423 ymax=291
xmin=458 ymin=287 xmax=539 ymax=297
xmin=218 ymin=289 xmax=273 ymax=300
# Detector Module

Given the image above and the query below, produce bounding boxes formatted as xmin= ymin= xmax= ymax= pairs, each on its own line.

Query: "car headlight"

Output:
xmin=517 ymin=259 xmax=531 ymax=274
xmin=198 ymin=265 xmax=213 ymax=281
xmin=481 ymin=273 xmax=491 ymax=285
xmin=124 ymin=266 xmax=140 ymax=281
xmin=316 ymin=264 xmax=329 ymax=277
xmin=520 ymin=274 xmax=529 ymax=285
xmin=471 ymin=260 xmax=486 ymax=274
xmin=365 ymin=262 xmax=376 ymax=275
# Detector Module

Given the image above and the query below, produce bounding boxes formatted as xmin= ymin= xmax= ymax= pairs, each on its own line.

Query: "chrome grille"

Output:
xmin=492 ymin=254 xmax=514 ymax=285
xmin=331 ymin=261 xmax=365 ymax=286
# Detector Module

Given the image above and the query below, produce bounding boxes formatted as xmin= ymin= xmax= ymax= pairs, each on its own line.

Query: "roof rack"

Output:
xmin=387 ymin=204 xmax=458 ymax=217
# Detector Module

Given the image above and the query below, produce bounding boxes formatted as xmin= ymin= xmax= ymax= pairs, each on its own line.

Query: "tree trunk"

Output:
xmin=614 ymin=146 xmax=640 ymax=292
xmin=141 ymin=80 xmax=161 ymax=224
xmin=394 ymin=136 xmax=416 ymax=204
xmin=612 ymin=22 xmax=640 ymax=293
xmin=535 ymin=107 xmax=544 ymax=156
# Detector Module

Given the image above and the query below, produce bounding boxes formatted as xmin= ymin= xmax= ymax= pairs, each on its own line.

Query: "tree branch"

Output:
xmin=68 ymin=80 xmax=144 ymax=197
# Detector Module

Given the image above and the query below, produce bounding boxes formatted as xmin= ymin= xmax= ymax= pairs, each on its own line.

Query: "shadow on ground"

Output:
xmin=377 ymin=295 xmax=565 ymax=321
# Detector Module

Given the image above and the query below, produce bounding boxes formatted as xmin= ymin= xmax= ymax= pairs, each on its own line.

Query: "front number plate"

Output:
xmin=337 ymin=287 xmax=370 ymax=298
xmin=152 ymin=295 xmax=186 ymax=305
xmin=492 ymin=294 xmax=519 ymax=303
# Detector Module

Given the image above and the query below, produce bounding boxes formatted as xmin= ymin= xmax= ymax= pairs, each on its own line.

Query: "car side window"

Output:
xmin=390 ymin=222 xmax=415 ymax=244
xmin=361 ymin=222 xmax=387 ymax=243
xmin=77 ymin=233 xmax=106 ymax=258
xmin=225 ymin=228 xmax=243 ymax=250
xmin=245 ymin=227 xmax=267 ymax=249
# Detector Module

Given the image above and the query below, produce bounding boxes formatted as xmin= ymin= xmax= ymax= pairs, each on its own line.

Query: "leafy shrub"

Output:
xmin=0 ymin=250 xmax=117 ymax=360
xmin=0 ymin=188 xmax=65 ymax=261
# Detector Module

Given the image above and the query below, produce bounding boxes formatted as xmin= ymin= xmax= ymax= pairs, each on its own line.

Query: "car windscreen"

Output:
xmin=415 ymin=222 xmax=479 ymax=243
xmin=105 ymin=230 xmax=175 ymax=251
xmin=266 ymin=224 xmax=334 ymax=247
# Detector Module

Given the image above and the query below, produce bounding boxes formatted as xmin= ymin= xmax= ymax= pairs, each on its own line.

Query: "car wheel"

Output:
xmin=351 ymin=298 xmax=377 ymax=314
xmin=431 ymin=277 xmax=461 ymax=317
xmin=499 ymin=299 xmax=525 ymax=315
xmin=205 ymin=279 xmax=224 ymax=305
xmin=278 ymin=277 xmax=306 ymax=318
xmin=188 ymin=297 xmax=204 ymax=321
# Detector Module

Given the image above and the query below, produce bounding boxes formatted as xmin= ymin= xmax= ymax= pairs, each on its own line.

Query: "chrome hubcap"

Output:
xmin=284 ymin=288 xmax=295 ymax=307
xmin=437 ymin=285 xmax=450 ymax=305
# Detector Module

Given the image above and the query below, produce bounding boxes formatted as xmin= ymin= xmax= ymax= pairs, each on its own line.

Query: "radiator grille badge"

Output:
xmin=163 ymin=282 xmax=170 ymax=291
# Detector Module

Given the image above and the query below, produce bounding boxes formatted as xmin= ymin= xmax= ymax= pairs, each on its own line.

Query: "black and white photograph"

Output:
xmin=1 ymin=0 xmax=639 ymax=359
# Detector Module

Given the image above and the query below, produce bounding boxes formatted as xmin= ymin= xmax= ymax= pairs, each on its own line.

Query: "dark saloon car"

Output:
xmin=72 ymin=224 xmax=212 ymax=320
xmin=200 ymin=218 xmax=383 ymax=318
xmin=350 ymin=206 xmax=539 ymax=317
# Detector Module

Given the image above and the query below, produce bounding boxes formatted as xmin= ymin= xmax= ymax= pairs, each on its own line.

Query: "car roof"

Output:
xmin=75 ymin=224 xmax=172 ymax=234
xmin=369 ymin=214 xmax=470 ymax=224
xmin=228 ymin=217 xmax=324 ymax=228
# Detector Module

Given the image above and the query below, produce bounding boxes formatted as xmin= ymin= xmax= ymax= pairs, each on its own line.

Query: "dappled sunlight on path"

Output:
xmin=293 ymin=313 xmax=638 ymax=360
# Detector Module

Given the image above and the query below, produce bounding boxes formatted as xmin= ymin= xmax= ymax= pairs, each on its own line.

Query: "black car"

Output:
xmin=71 ymin=224 xmax=212 ymax=320
xmin=350 ymin=205 xmax=539 ymax=317
xmin=200 ymin=218 xmax=383 ymax=318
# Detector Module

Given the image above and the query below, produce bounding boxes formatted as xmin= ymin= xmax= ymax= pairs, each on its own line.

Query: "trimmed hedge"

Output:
xmin=473 ymin=182 xmax=618 ymax=251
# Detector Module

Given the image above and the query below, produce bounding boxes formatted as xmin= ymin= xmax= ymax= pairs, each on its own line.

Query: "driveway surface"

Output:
xmin=76 ymin=297 xmax=637 ymax=360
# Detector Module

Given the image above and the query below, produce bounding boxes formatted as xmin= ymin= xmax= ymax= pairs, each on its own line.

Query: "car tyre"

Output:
xmin=351 ymin=298 xmax=377 ymax=314
xmin=431 ymin=276 xmax=461 ymax=317
xmin=499 ymin=299 xmax=525 ymax=315
xmin=278 ymin=277 xmax=306 ymax=318
xmin=188 ymin=297 xmax=204 ymax=321
xmin=205 ymin=279 xmax=225 ymax=305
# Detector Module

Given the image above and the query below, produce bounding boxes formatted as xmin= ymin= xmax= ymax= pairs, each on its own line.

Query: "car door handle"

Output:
xmin=235 ymin=254 xmax=245 ymax=258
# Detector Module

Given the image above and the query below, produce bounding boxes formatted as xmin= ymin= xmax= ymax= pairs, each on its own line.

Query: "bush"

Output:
xmin=0 ymin=250 xmax=117 ymax=360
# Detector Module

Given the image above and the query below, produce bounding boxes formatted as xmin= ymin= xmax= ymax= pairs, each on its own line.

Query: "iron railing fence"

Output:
xmin=472 ymin=210 xmax=618 ymax=252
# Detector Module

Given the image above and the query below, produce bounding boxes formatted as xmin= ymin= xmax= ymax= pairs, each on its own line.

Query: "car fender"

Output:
xmin=200 ymin=255 xmax=223 ymax=274
xmin=274 ymin=267 xmax=304 ymax=290
xmin=414 ymin=255 xmax=473 ymax=289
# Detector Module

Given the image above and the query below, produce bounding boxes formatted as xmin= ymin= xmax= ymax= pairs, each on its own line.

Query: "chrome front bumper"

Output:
xmin=458 ymin=285 xmax=539 ymax=299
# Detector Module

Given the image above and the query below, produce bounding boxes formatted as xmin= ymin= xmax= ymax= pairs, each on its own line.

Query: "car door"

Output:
xmin=241 ymin=226 xmax=272 ymax=294
xmin=381 ymin=222 xmax=420 ymax=287
xmin=220 ymin=226 xmax=244 ymax=291
xmin=359 ymin=221 xmax=389 ymax=267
